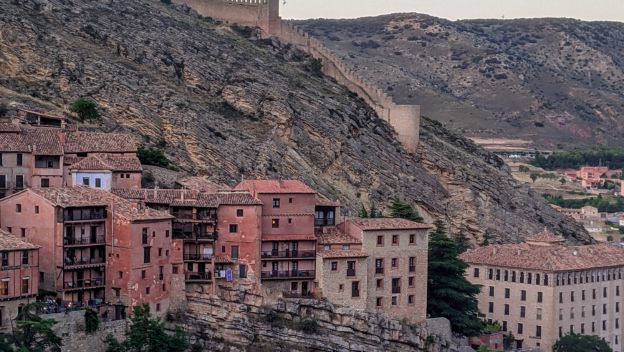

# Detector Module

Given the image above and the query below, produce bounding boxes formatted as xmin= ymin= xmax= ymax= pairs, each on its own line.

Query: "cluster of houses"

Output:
xmin=0 ymin=108 xmax=430 ymax=329
xmin=562 ymin=166 xmax=624 ymax=195
xmin=1 ymin=108 xmax=624 ymax=352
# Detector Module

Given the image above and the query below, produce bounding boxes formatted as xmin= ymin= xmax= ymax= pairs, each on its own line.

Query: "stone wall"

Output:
xmin=178 ymin=285 xmax=466 ymax=352
xmin=48 ymin=310 xmax=127 ymax=352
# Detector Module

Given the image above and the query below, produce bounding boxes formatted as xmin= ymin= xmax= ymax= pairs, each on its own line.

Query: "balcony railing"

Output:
xmin=64 ymin=257 xmax=105 ymax=267
xmin=172 ymin=213 xmax=217 ymax=222
xmin=409 ymin=265 xmax=416 ymax=273
xmin=185 ymin=272 xmax=212 ymax=282
xmin=64 ymin=235 xmax=105 ymax=246
xmin=314 ymin=218 xmax=336 ymax=227
xmin=261 ymin=250 xmax=315 ymax=259
xmin=183 ymin=253 xmax=213 ymax=261
xmin=63 ymin=211 xmax=106 ymax=222
xmin=375 ymin=267 xmax=384 ymax=274
xmin=392 ymin=286 xmax=401 ymax=294
xmin=63 ymin=278 xmax=105 ymax=289
xmin=261 ymin=270 xmax=315 ymax=280
xmin=347 ymin=268 xmax=356 ymax=277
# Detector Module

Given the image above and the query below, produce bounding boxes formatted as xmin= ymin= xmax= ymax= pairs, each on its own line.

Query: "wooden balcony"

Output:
xmin=64 ymin=235 xmax=105 ymax=247
xmin=261 ymin=250 xmax=315 ymax=260
xmin=185 ymin=272 xmax=212 ymax=283
xmin=63 ymin=278 xmax=105 ymax=291
xmin=260 ymin=270 xmax=315 ymax=280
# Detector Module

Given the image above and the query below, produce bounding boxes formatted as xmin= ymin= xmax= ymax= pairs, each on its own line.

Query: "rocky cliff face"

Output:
xmin=178 ymin=285 xmax=463 ymax=352
xmin=297 ymin=15 xmax=624 ymax=149
xmin=0 ymin=0 xmax=590 ymax=243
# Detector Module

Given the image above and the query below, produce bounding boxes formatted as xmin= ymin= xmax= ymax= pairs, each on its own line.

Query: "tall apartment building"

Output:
xmin=0 ymin=230 xmax=39 ymax=330
xmin=461 ymin=230 xmax=624 ymax=352
xmin=0 ymin=187 xmax=179 ymax=317
xmin=111 ymin=188 xmax=262 ymax=291
xmin=235 ymin=180 xmax=317 ymax=296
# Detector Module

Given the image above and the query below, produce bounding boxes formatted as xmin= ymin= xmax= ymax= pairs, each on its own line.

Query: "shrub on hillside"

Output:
xmin=69 ymin=97 xmax=100 ymax=121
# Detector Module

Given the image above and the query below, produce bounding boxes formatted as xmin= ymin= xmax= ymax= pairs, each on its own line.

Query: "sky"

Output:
xmin=281 ymin=0 xmax=624 ymax=22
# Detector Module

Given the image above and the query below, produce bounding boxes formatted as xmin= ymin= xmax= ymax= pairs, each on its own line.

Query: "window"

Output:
xmin=118 ymin=271 xmax=123 ymax=279
xmin=0 ymin=280 xmax=7 ymax=295
xmin=34 ymin=206 xmax=39 ymax=214
xmin=520 ymin=306 xmax=526 ymax=318
xmin=158 ymin=248 xmax=162 ymax=257
xmin=392 ymin=235 xmax=399 ymax=245
xmin=376 ymin=297 xmax=383 ymax=307
xmin=272 ymin=198 xmax=280 ymax=208
xmin=143 ymin=247 xmax=151 ymax=263
xmin=408 ymin=257 xmax=415 ymax=272
xmin=342 ymin=244 xmax=350 ymax=250
xmin=391 ymin=296 xmax=398 ymax=305
xmin=488 ymin=302 xmax=494 ymax=313
xmin=231 ymin=246 xmax=239 ymax=260
xmin=82 ymin=177 xmax=89 ymax=186
xmin=376 ymin=279 xmax=383 ymax=289
xmin=41 ymin=179 xmax=50 ymax=188
xmin=20 ymin=228 xmax=25 ymax=237
xmin=489 ymin=286 xmax=494 ymax=297
xmin=1 ymin=253 xmax=7 ymax=267
xmin=156 ymin=303 xmax=161 ymax=312
xmin=536 ymin=308 xmax=542 ymax=320
xmin=271 ymin=219 xmax=280 ymax=228
xmin=474 ymin=268 xmax=480 ymax=277
xmin=236 ymin=209 xmax=244 ymax=217
xmin=159 ymin=266 xmax=164 ymax=280
xmin=504 ymin=304 xmax=510 ymax=315
xmin=536 ymin=326 xmax=542 ymax=338
xmin=0 ymin=175 xmax=5 ymax=189
xmin=502 ymin=321 xmax=507 ymax=332
xmin=559 ymin=292 xmax=563 ymax=303
xmin=39 ymin=272 xmax=44 ymax=283
xmin=165 ymin=230 xmax=169 ymax=238
xmin=376 ymin=235 xmax=383 ymax=246
xmin=146 ymin=287 xmax=150 ymax=295
xmin=517 ymin=323 xmax=523 ymax=335
xmin=331 ymin=261 xmax=337 ymax=271
xmin=408 ymin=276 xmax=415 ymax=287
xmin=571 ymin=291 xmax=575 ymax=302
xmin=15 ymin=175 xmax=23 ymax=189
xmin=604 ymin=287 xmax=607 ymax=298
xmin=142 ymin=228 xmax=148 ymax=244
xmin=172 ymin=265 xmax=178 ymax=274
xmin=229 ymin=224 xmax=238 ymax=233
xmin=409 ymin=234 xmax=415 ymax=244
xmin=16 ymin=153 xmax=22 ymax=166
xmin=16 ymin=204 xmax=21 ymax=213
xmin=141 ymin=270 xmax=146 ymax=279
xmin=505 ymin=288 xmax=510 ymax=299
xmin=521 ymin=290 xmax=526 ymax=301
xmin=288 ymin=218 xmax=292 ymax=224
xmin=408 ymin=295 xmax=415 ymax=305
xmin=375 ymin=258 xmax=383 ymax=274
xmin=162 ymin=283 xmax=166 ymax=291
xmin=21 ymin=251 xmax=28 ymax=265
xmin=21 ymin=277 xmax=29 ymax=294
xmin=288 ymin=198 xmax=293 ymax=203
xmin=351 ymin=281 xmax=360 ymax=297
xmin=391 ymin=258 xmax=398 ymax=268
xmin=95 ymin=178 xmax=101 ymax=188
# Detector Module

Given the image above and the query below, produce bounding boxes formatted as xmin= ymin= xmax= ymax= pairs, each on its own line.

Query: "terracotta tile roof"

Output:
xmin=526 ymin=228 xmax=566 ymax=244
xmin=315 ymin=195 xmax=340 ymax=207
xmin=235 ymin=180 xmax=316 ymax=194
xmin=64 ymin=131 xmax=137 ymax=153
xmin=0 ymin=133 xmax=30 ymax=152
xmin=460 ymin=243 xmax=624 ymax=272
xmin=63 ymin=155 xmax=80 ymax=166
xmin=347 ymin=218 xmax=432 ymax=231
xmin=175 ymin=176 xmax=229 ymax=193
xmin=317 ymin=249 xmax=367 ymax=259
xmin=0 ymin=123 xmax=21 ymax=133
xmin=111 ymin=189 xmax=261 ymax=207
xmin=316 ymin=228 xmax=361 ymax=245
xmin=0 ymin=229 xmax=40 ymax=251
xmin=22 ymin=128 xmax=64 ymax=155
xmin=69 ymin=155 xmax=142 ymax=172
xmin=261 ymin=234 xmax=317 ymax=241
xmin=29 ymin=187 xmax=172 ymax=221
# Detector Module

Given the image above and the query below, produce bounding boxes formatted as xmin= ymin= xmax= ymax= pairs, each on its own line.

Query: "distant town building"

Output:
xmin=0 ymin=230 xmax=39 ymax=330
xmin=461 ymin=229 xmax=624 ymax=352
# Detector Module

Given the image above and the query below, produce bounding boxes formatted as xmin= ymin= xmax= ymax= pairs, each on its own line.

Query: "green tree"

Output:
xmin=530 ymin=173 xmax=539 ymax=183
xmin=137 ymin=147 xmax=171 ymax=168
xmin=358 ymin=205 xmax=369 ymax=218
xmin=368 ymin=203 xmax=383 ymax=218
xmin=453 ymin=231 xmax=472 ymax=253
xmin=105 ymin=305 xmax=187 ymax=352
xmin=308 ymin=58 xmax=323 ymax=77
xmin=388 ymin=198 xmax=424 ymax=223
xmin=69 ymin=97 xmax=100 ymax=121
xmin=552 ymin=333 xmax=612 ymax=352
xmin=0 ymin=302 xmax=62 ymax=352
xmin=518 ymin=165 xmax=530 ymax=172
xmin=427 ymin=220 xmax=483 ymax=336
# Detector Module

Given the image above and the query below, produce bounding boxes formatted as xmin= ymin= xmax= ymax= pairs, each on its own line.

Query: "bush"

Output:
xmin=69 ymin=97 xmax=100 ymax=121
xmin=295 ymin=319 xmax=319 ymax=334
xmin=137 ymin=147 xmax=172 ymax=169
xmin=308 ymin=58 xmax=323 ymax=77
xmin=85 ymin=308 xmax=99 ymax=334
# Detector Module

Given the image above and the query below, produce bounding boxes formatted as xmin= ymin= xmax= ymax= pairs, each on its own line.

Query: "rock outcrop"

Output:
xmin=0 ymin=0 xmax=590 ymax=243
xmin=179 ymin=285 xmax=464 ymax=352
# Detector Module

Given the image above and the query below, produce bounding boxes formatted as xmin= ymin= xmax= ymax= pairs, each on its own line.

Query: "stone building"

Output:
xmin=461 ymin=230 xmax=624 ymax=351
xmin=0 ymin=187 xmax=179 ymax=317
xmin=0 ymin=229 xmax=39 ymax=330
xmin=68 ymin=155 xmax=142 ymax=190
xmin=341 ymin=218 xmax=431 ymax=323
xmin=235 ymin=180 xmax=317 ymax=297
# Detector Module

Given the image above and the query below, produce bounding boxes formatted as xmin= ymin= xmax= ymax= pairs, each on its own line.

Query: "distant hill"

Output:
xmin=0 ymin=1 xmax=590 ymax=243
xmin=297 ymin=15 xmax=624 ymax=149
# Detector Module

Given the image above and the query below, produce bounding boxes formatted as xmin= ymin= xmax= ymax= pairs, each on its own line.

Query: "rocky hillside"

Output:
xmin=0 ymin=0 xmax=590 ymax=243
xmin=297 ymin=15 xmax=624 ymax=149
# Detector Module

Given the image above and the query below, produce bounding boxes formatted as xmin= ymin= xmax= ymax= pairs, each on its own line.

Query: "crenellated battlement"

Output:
xmin=175 ymin=0 xmax=421 ymax=152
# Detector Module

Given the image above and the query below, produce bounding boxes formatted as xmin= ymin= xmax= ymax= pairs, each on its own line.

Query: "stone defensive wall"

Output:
xmin=174 ymin=0 xmax=420 ymax=152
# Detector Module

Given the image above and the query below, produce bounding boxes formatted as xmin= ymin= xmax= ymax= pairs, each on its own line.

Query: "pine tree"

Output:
xmin=388 ymin=198 xmax=424 ymax=223
xmin=359 ymin=205 xmax=369 ymax=218
xmin=427 ymin=220 xmax=483 ymax=336
xmin=453 ymin=231 xmax=472 ymax=253
xmin=369 ymin=203 xmax=383 ymax=218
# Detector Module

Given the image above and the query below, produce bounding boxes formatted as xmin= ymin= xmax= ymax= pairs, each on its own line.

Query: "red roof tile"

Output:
xmin=347 ymin=218 xmax=432 ymax=231
xmin=526 ymin=228 xmax=566 ymax=244
xmin=0 ymin=123 xmax=21 ymax=133
xmin=315 ymin=195 xmax=340 ymax=207
xmin=111 ymin=189 xmax=261 ymax=207
xmin=64 ymin=131 xmax=137 ymax=153
xmin=316 ymin=228 xmax=361 ymax=245
xmin=69 ymin=155 xmax=142 ymax=172
xmin=175 ymin=176 xmax=229 ymax=193
xmin=0 ymin=229 xmax=40 ymax=251
xmin=235 ymin=180 xmax=316 ymax=194
xmin=0 ymin=133 xmax=30 ymax=152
